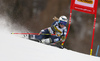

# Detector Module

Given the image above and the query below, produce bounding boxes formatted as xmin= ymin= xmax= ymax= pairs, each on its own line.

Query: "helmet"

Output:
xmin=58 ymin=16 xmax=68 ymax=26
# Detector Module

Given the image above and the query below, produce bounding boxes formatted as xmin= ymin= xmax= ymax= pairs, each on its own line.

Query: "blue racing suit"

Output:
xmin=35 ymin=21 xmax=67 ymax=43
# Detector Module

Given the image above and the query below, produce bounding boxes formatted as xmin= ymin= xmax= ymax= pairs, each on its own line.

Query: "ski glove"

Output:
xmin=60 ymin=36 xmax=66 ymax=42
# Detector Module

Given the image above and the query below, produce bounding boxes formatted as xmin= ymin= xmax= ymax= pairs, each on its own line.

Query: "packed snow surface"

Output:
xmin=0 ymin=32 xmax=100 ymax=61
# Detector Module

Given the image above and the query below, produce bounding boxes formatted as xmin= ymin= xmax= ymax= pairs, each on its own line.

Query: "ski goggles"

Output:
xmin=59 ymin=20 xmax=67 ymax=26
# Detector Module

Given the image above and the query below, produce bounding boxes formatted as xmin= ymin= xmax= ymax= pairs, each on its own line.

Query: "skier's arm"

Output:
xmin=60 ymin=29 xmax=67 ymax=42
xmin=51 ymin=21 xmax=58 ymax=32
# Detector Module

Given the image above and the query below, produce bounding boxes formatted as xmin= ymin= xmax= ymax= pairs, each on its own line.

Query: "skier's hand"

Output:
xmin=60 ymin=40 xmax=63 ymax=42
xmin=60 ymin=39 xmax=65 ymax=42
xmin=60 ymin=36 xmax=66 ymax=42
xmin=53 ymin=16 xmax=59 ymax=21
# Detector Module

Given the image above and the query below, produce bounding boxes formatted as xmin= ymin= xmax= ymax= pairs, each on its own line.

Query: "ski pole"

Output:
xmin=11 ymin=33 xmax=55 ymax=35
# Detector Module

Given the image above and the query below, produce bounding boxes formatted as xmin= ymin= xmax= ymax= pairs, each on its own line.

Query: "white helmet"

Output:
xmin=58 ymin=16 xmax=68 ymax=26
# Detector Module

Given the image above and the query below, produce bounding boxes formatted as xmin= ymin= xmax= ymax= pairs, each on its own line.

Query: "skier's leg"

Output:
xmin=41 ymin=35 xmax=60 ymax=44
xmin=29 ymin=28 xmax=50 ymax=40
xmin=41 ymin=38 xmax=52 ymax=44
xmin=50 ymin=35 xmax=60 ymax=43
xmin=50 ymin=36 xmax=64 ymax=48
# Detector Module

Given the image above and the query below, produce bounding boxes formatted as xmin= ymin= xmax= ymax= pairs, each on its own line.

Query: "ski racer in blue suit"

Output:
xmin=29 ymin=16 xmax=68 ymax=44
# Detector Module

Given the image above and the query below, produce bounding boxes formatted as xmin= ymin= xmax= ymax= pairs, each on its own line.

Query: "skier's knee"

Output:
xmin=41 ymin=38 xmax=52 ymax=44
xmin=54 ymin=38 xmax=60 ymax=42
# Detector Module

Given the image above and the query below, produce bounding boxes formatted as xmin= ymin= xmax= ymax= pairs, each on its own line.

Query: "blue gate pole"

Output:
xmin=95 ymin=45 xmax=100 ymax=56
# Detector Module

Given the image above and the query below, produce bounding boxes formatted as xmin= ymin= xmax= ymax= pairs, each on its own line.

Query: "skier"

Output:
xmin=29 ymin=16 xmax=67 ymax=45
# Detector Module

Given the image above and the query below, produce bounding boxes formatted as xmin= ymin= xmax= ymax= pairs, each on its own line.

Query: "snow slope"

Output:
xmin=0 ymin=32 xmax=100 ymax=61
xmin=0 ymin=16 xmax=100 ymax=61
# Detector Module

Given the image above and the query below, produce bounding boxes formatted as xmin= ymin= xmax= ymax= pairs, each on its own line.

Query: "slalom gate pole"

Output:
xmin=90 ymin=15 xmax=97 ymax=55
xmin=11 ymin=33 xmax=55 ymax=35
xmin=95 ymin=45 xmax=100 ymax=56
xmin=61 ymin=9 xmax=72 ymax=46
